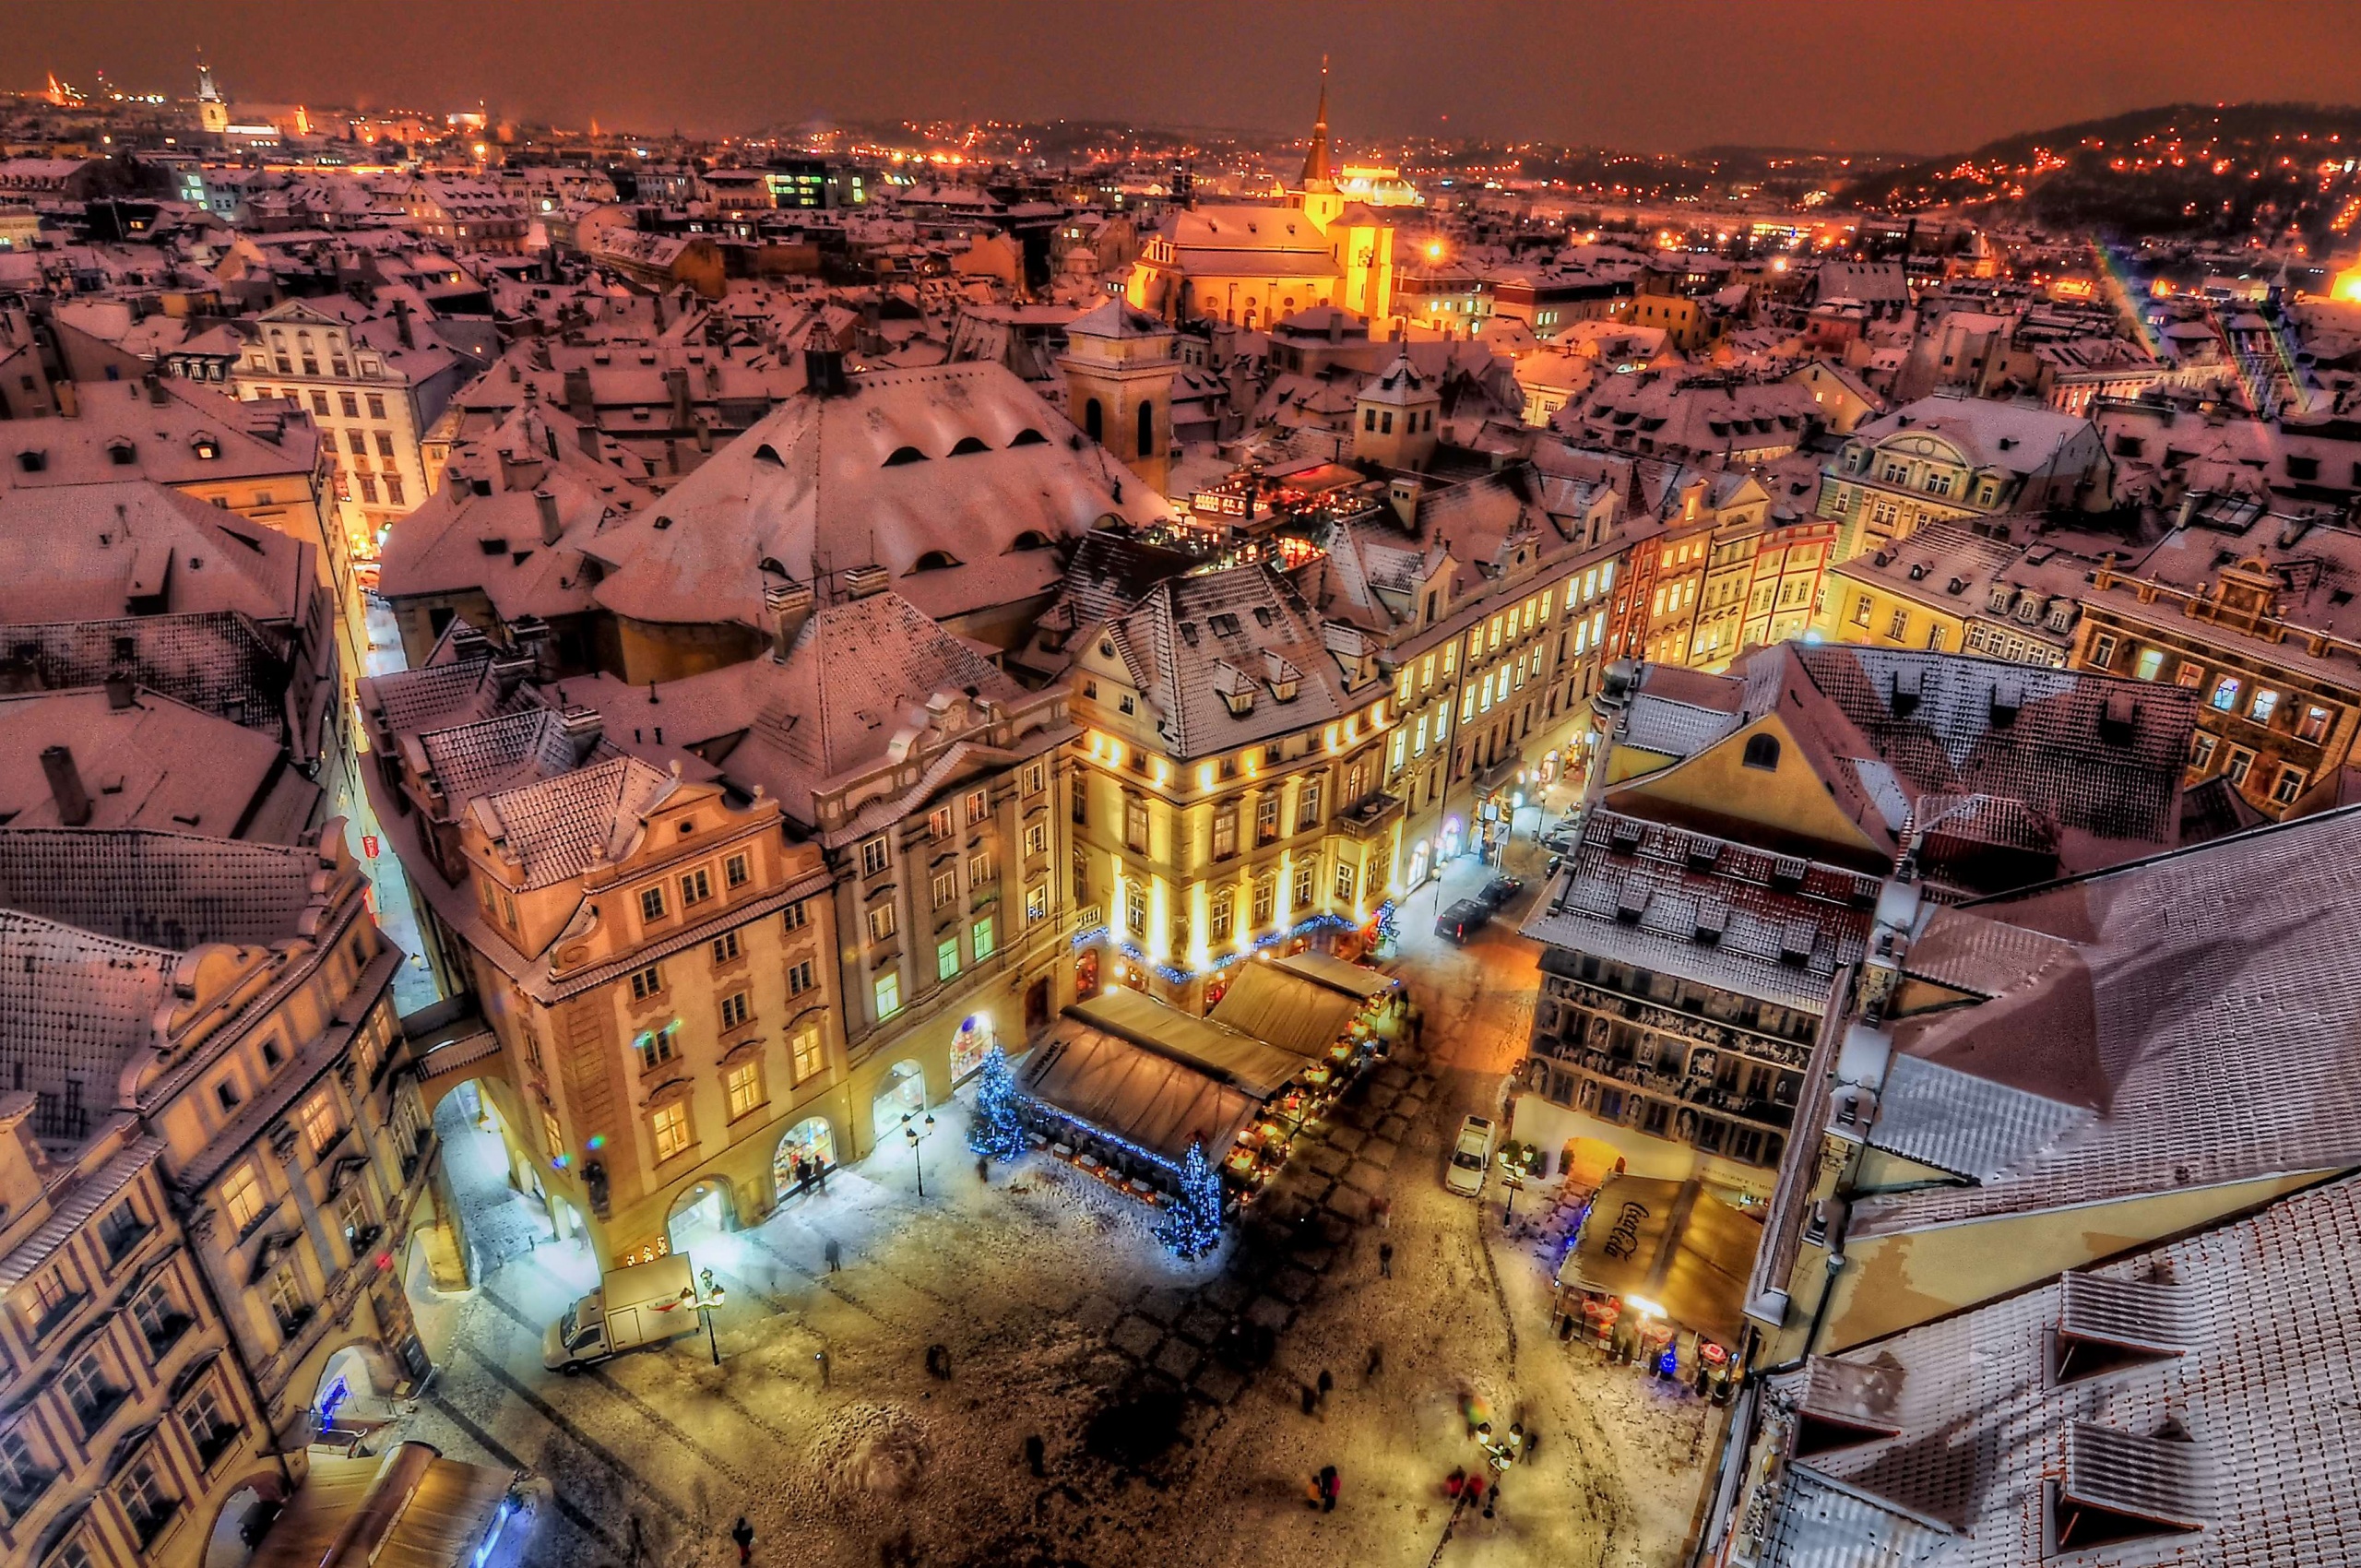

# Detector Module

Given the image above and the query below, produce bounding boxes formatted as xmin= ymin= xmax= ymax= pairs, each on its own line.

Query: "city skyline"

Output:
xmin=15 ymin=0 xmax=2361 ymax=155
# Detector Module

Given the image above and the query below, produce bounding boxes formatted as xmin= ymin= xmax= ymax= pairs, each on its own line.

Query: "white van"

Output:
xmin=542 ymin=1254 xmax=700 ymax=1371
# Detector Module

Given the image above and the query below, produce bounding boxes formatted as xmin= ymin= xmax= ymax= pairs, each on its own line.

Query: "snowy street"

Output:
xmin=385 ymin=830 xmax=1717 ymax=1568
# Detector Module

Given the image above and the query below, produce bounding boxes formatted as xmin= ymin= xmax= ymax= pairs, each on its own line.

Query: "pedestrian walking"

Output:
xmin=1304 ymin=1473 xmax=1324 ymax=1510
xmin=1443 ymin=1466 xmax=1466 ymax=1500
xmin=813 ymin=1348 xmax=830 ymax=1387
xmin=730 ymin=1515 xmax=754 ymax=1564
xmin=1379 ymin=1241 xmax=1394 ymax=1277
xmin=1315 ymin=1368 xmax=1334 ymax=1402
xmin=1023 ymin=1433 xmax=1045 ymax=1477
xmin=1465 ymin=1473 xmax=1486 ymax=1511
xmin=791 ymin=1155 xmax=808 ymax=1193
xmin=1300 ymin=1383 xmax=1317 ymax=1416
xmin=976 ymin=1154 xmax=991 ymax=1183
xmin=1319 ymin=1465 xmax=1339 ymax=1513
xmin=824 ymin=1237 xmax=842 ymax=1273
xmin=924 ymin=1342 xmax=952 ymax=1380
xmin=1374 ymin=1194 xmax=1392 ymax=1229
xmin=628 ymin=1514 xmax=645 ymax=1567
xmin=1365 ymin=1343 xmax=1384 ymax=1380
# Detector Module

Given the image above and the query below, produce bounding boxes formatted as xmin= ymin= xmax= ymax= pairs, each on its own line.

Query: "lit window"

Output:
xmin=792 ymin=1025 xmax=826 ymax=1082
xmin=650 ymin=1102 xmax=692 ymax=1161
xmin=867 ymin=904 xmax=896 ymax=944
xmin=1026 ymin=883 xmax=1049 ymax=925
xmin=2210 ymin=676 xmax=2241 ymax=712
xmin=973 ymin=916 xmax=995 ymax=961
xmin=874 ymin=972 xmax=901 ymax=1018
xmin=222 ymin=1167 xmax=266 ymax=1232
xmin=725 ymin=1063 xmax=764 ymax=1120
xmin=298 ymin=1092 xmax=338 ymax=1156
xmin=860 ymin=837 xmax=889 ymax=876
xmin=2249 ymin=689 xmax=2280 ymax=723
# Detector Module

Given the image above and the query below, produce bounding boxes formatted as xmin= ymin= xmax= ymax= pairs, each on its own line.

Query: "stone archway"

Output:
xmin=201 ymin=1471 xmax=291 ymax=1568
xmin=666 ymin=1177 xmax=739 ymax=1252
xmin=772 ymin=1117 xmax=836 ymax=1201
xmin=872 ymin=1061 xmax=927 ymax=1143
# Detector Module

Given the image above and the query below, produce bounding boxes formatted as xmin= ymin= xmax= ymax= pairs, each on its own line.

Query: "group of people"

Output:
xmin=784 ymin=1150 xmax=831 ymax=1195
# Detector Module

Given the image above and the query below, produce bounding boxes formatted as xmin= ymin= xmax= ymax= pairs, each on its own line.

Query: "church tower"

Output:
xmin=1298 ymin=59 xmax=1345 ymax=232
xmin=196 ymin=54 xmax=229 ymax=135
xmin=1061 ymin=300 xmax=1180 ymax=498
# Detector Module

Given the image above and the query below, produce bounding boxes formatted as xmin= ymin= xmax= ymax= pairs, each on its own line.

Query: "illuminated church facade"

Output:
xmin=1126 ymin=69 xmax=1397 ymax=330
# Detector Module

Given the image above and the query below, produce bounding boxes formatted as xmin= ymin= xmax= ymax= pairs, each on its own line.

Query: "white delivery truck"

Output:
xmin=542 ymin=1254 xmax=700 ymax=1371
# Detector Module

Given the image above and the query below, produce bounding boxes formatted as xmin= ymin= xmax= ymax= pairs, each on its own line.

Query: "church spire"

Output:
xmin=1301 ymin=56 xmax=1333 ymax=187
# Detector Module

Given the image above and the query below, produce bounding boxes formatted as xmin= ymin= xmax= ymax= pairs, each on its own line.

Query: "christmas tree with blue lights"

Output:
xmin=967 ymin=1046 xmax=1029 ymax=1163
xmin=1157 ymin=1141 xmax=1225 ymax=1260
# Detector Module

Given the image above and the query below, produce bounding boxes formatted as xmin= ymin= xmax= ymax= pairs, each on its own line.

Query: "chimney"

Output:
xmin=575 ymin=420 xmax=600 ymax=458
xmin=392 ymin=296 xmax=415 ymax=350
xmin=54 ymin=381 xmax=77 ymax=419
xmin=1327 ymin=311 xmax=1342 ymax=344
xmin=40 ymin=745 xmax=91 ymax=826
xmin=842 ymin=564 xmax=889 ymax=600
xmin=145 ymin=372 xmax=168 ymax=407
xmin=535 ymin=487 xmax=563 ymax=545
xmin=451 ymin=625 xmax=491 ymax=663
xmin=765 ymin=580 xmax=815 ymax=659
xmin=103 ymin=671 xmax=135 ymax=710
xmin=665 ymin=366 xmax=691 ymax=427
xmin=558 ymin=705 xmax=604 ymax=764
xmin=803 ymin=337 xmax=849 ymax=398
xmin=563 ymin=365 xmax=594 ymax=420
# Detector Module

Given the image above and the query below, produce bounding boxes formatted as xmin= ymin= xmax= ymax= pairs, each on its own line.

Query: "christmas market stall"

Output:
xmin=248 ymin=1441 xmax=525 ymax=1568
xmin=1015 ymin=990 xmax=1289 ymax=1206
xmin=1207 ymin=949 xmax=1401 ymax=1093
xmin=1553 ymin=1174 xmax=1762 ymax=1405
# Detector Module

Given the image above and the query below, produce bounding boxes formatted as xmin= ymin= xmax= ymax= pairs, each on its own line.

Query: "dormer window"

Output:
xmin=883 ymin=445 xmax=929 ymax=467
xmin=910 ymin=550 xmax=961 ymax=572
xmin=948 ymin=436 xmax=991 ymax=456
xmin=106 ymin=439 xmax=136 ymax=466
xmin=191 ymin=434 xmax=220 ymax=460
xmin=2054 ymin=1421 xmax=2213 ymax=1551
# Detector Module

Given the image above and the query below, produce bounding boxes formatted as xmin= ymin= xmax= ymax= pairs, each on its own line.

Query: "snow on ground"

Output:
xmin=368 ymin=811 xmax=1714 ymax=1567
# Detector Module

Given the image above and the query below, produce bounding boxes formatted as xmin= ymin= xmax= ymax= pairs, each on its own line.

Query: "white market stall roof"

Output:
xmin=1067 ymin=987 xmax=1306 ymax=1099
xmin=1020 ymin=1013 xmax=1264 ymax=1166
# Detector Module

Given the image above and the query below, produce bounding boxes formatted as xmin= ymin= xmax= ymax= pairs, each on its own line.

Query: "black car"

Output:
xmin=1475 ymin=874 xmax=1525 ymax=912
xmin=1433 ymin=898 xmax=1489 ymax=944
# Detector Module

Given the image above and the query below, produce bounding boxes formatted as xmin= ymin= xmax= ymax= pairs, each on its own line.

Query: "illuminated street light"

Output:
xmin=903 ymin=1111 xmax=938 ymax=1197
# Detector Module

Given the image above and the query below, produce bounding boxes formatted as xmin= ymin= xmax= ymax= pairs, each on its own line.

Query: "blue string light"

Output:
xmin=966 ymin=1046 xmax=1028 ymax=1163
xmin=1156 ymin=1141 xmax=1225 ymax=1260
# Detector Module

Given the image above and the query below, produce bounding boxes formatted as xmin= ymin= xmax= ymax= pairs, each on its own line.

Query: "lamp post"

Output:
xmin=902 ymin=1111 xmax=936 ymax=1198
xmin=690 ymin=1267 xmax=725 ymax=1366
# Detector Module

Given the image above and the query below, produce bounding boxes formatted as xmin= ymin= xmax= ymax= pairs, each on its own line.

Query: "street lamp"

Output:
xmin=902 ymin=1111 xmax=936 ymax=1197
xmin=683 ymin=1267 xmax=726 ymax=1365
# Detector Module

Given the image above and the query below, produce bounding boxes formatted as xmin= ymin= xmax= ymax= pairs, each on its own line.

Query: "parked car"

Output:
xmin=1434 ymin=898 xmax=1488 ymax=944
xmin=1475 ymin=874 xmax=1525 ymax=912
xmin=1445 ymin=1114 xmax=1496 ymax=1196
xmin=1539 ymin=814 xmax=1581 ymax=853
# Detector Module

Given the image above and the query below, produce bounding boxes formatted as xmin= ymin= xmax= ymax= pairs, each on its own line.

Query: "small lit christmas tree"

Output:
xmin=967 ymin=1046 xmax=1029 ymax=1163
xmin=1157 ymin=1141 xmax=1225 ymax=1260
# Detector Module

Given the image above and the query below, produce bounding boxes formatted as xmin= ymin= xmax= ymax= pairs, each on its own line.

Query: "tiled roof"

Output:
xmin=1097 ymin=563 xmax=1353 ymax=762
xmin=0 ymin=481 xmax=308 ymax=624
xmin=471 ymin=754 xmax=675 ymax=890
xmin=0 ymin=826 xmax=324 ymax=950
xmin=1754 ymin=1172 xmax=2361 ymax=1568
xmin=418 ymin=705 xmax=604 ymax=816
xmin=1521 ymin=809 xmax=1874 ymax=1013
xmin=0 ymin=686 xmax=320 ymax=840
xmin=0 ymin=911 xmax=175 ymax=1122
xmin=0 ymin=1135 xmax=164 ymax=1289
xmin=1853 ymin=804 xmax=2361 ymax=1237
xmin=576 ymin=361 xmax=1164 ymax=632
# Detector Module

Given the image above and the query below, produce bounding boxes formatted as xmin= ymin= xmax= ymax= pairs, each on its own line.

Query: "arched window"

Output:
xmin=1011 ymin=530 xmax=1055 ymax=552
xmin=883 ymin=445 xmax=928 ymax=467
xmin=948 ymin=435 xmax=991 ymax=456
xmin=1008 ymin=427 xmax=1049 ymax=446
xmin=1136 ymin=400 xmax=1155 ymax=460
xmin=1741 ymin=733 xmax=1781 ymax=772
xmin=1083 ymin=399 xmax=1103 ymax=444
xmin=911 ymin=550 xmax=961 ymax=572
xmin=753 ymin=444 xmax=784 ymax=466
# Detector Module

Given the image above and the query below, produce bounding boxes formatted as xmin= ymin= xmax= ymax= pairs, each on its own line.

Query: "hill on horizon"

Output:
xmin=1840 ymin=101 xmax=2361 ymax=241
